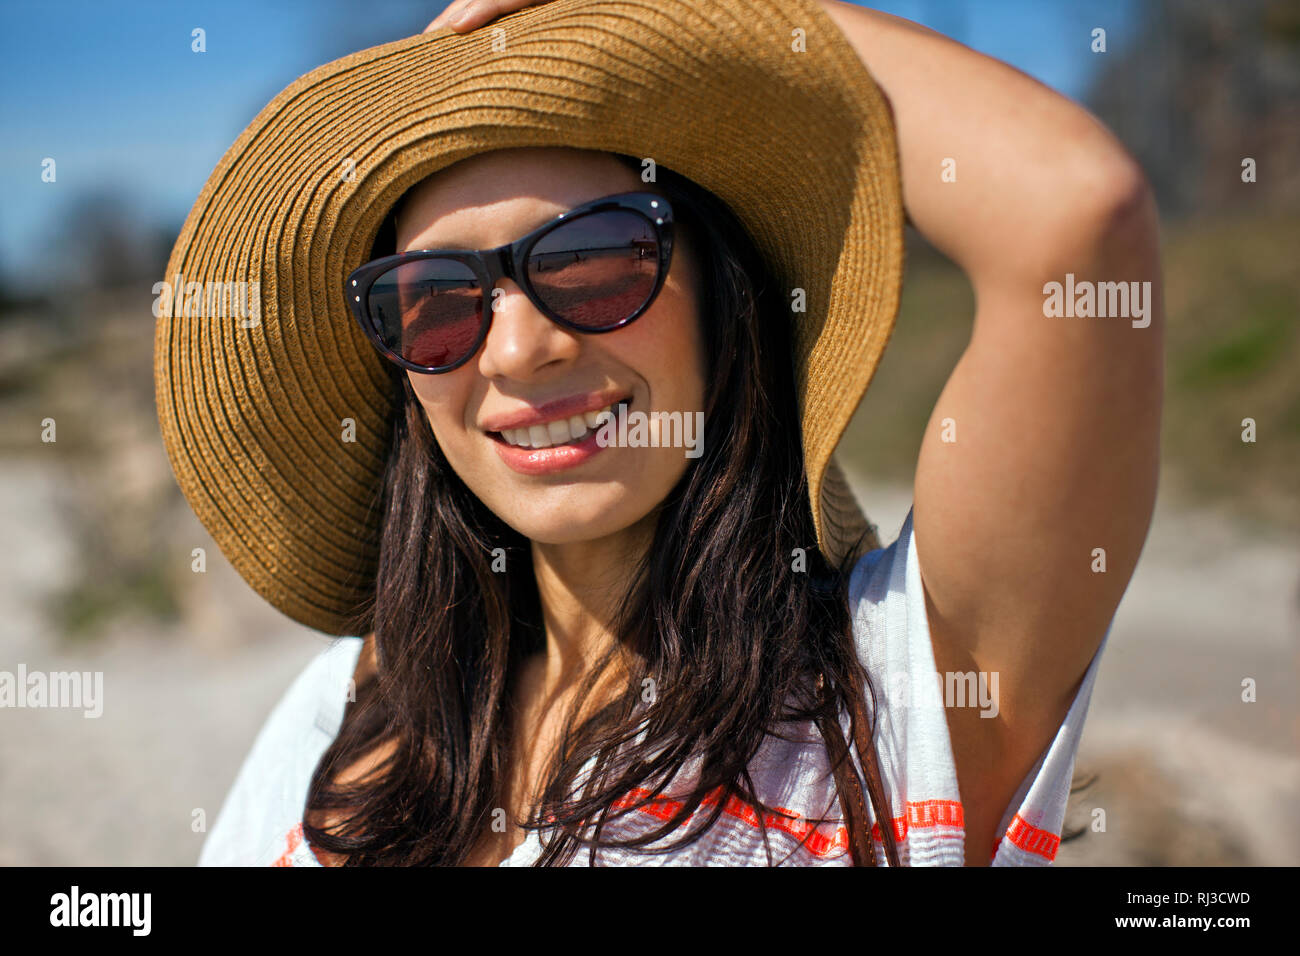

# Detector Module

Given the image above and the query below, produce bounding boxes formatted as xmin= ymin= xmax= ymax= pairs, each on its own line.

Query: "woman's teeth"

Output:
xmin=497 ymin=402 xmax=624 ymax=449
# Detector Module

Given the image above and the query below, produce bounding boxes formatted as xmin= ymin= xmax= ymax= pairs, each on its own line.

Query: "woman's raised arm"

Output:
xmin=821 ymin=0 xmax=1163 ymax=863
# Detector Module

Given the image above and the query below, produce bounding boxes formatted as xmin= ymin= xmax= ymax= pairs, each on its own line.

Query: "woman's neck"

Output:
xmin=528 ymin=512 xmax=656 ymax=697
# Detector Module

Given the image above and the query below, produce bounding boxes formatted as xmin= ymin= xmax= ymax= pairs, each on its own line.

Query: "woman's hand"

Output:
xmin=425 ymin=0 xmax=554 ymax=33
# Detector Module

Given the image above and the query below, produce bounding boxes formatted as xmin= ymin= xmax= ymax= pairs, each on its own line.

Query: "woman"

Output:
xmin=170 ymin=0 xmax=1162 ymax=867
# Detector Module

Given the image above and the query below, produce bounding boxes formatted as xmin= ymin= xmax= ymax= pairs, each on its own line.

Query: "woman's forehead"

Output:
xmin=394 ymin=147 xmax=645 ymax=249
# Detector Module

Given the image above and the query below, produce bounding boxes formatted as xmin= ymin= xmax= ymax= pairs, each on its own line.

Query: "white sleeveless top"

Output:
xmin=198 ymin=506 xmax=1108 ymax=867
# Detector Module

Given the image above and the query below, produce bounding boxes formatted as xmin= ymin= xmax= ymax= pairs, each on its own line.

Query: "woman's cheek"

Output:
xmin=406 ymin=374 xmax=477 ymax=460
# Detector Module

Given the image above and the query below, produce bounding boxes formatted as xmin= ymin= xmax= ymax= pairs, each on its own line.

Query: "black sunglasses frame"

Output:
xmin=345 ymin=190 xmax=675 ymax=374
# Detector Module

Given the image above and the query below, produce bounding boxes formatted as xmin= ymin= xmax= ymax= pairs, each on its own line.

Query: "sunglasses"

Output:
xmin=346 ymin=190 xmax=675 ymax=374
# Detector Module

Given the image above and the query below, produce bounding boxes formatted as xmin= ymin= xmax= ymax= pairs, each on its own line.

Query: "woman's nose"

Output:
xmin=476 ymin=278 xmax=582 ymax=380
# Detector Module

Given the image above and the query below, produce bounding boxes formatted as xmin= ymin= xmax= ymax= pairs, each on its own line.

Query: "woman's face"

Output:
xmin=395 ymin=147 xmax=706 ymax=547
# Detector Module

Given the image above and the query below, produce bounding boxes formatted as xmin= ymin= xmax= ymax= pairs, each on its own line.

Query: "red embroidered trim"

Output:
xmin=869 ymin=797 xmax=965 ymax=844
xmin=614 ymin=787 xmax=966 ymax=858
xmin=272 ymin=795 xmax=1059 ymax=866
xmin=272 ymin=821 xmax=304 ymax=867
xmin=998 ymin=814 xmax=1061 ymax=861
xmin=611 ymin=785 xmax=852 ymax=857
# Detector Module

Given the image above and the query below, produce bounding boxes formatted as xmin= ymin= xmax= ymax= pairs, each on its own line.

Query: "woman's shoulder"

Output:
xmin=845 ymin=506 xmax=921 ymax=676
xmin=197 ymin=636 xmax=365 ymax=866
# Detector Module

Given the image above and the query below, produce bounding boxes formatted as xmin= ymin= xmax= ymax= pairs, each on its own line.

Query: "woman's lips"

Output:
xmin=490 ymin=425 xmax=608 ymax=475
xmin=478 ymin=389 xmax=628 ymax=434
xmin=488 ymin=398 xmax=630 ymax=476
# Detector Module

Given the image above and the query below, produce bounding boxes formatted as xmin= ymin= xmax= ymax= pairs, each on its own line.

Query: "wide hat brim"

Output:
xmin=154 ymin=0 xmax=904 ymax=636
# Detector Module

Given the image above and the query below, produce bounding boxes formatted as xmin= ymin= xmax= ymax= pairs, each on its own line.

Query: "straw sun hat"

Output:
xmin=153 ymin=0 xmax=905 ymax=635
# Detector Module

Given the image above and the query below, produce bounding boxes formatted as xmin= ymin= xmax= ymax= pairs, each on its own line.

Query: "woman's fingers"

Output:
xmin=424 ymin=0 xmax=473 ymax=32
xmin=425 ymin=0 xmax=554 ymax=34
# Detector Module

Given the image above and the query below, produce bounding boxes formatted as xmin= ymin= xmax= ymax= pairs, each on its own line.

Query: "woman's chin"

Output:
xmin=490 ymin=495 xmax=656 ymax=549
xmin=506 ymin=514 xmax=638 ymax=548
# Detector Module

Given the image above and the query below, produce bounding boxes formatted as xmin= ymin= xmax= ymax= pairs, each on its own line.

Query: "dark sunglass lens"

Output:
xmin=367 ymin=258 xmax=482 ymax=369
xmin=526 ymin=209 xmax=660 ymax=329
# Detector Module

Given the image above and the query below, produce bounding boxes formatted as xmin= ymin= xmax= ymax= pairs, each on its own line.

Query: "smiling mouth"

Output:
xmin=488 ymin=396 xmax=632 ymax=450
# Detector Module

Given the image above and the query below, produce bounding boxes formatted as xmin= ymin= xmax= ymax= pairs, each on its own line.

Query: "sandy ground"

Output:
xmin=1 ymin=461 xmax=1296 ymax=865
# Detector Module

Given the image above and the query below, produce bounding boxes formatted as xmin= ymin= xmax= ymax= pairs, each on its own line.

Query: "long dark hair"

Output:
xmin=304 ymin=154 xmax=901 ymax=866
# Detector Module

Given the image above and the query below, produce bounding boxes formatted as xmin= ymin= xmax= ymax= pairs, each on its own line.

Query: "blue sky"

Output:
xmin=0 ymin=0 xmax=1139 ymax=292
